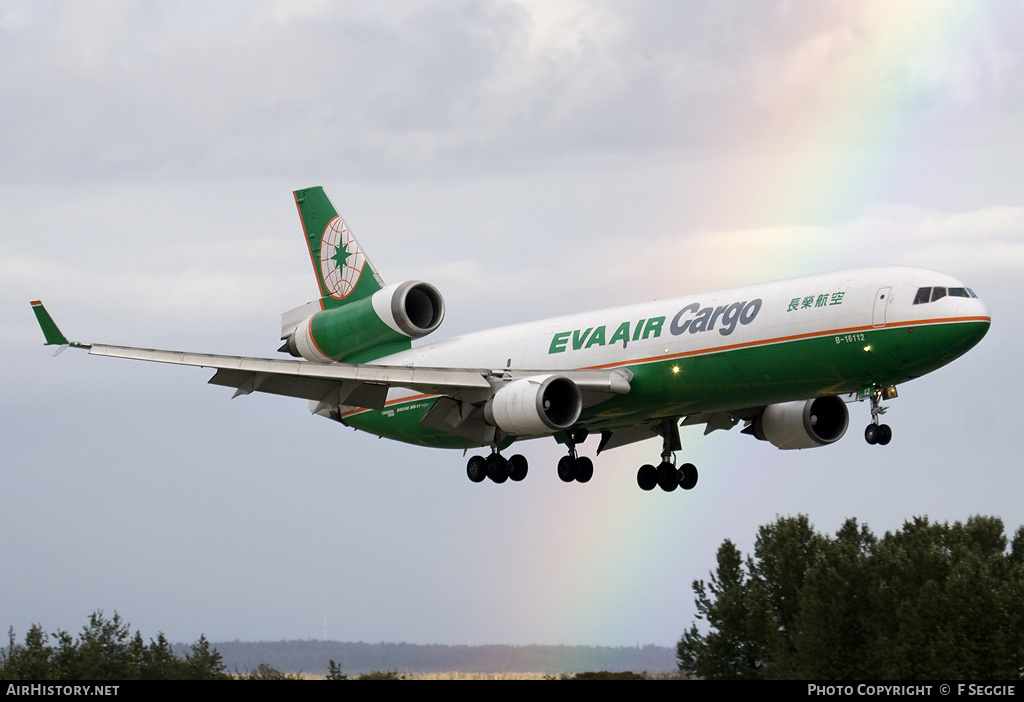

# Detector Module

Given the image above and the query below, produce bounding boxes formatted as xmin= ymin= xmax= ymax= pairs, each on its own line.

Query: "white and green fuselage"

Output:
xmin=339 ymin=267 xmax=990 ymax=449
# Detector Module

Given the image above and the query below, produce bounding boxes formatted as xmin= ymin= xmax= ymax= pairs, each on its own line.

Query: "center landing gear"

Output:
xmin=466 ymin=450 xmax=528 ymax=484
xmin=636 ymin=418 xmax=698 ymax=492
xmin=557 ymin=429 xmax=593 ymax=483
xmin=637 ymin=461 xmax=698 ymax=492
xmin=864 ymin=385 xmax=895 ymax=446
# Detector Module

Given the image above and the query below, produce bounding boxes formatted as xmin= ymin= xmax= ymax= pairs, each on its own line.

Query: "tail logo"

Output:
xmin=319 ymin=216 xmax=367 ymax=299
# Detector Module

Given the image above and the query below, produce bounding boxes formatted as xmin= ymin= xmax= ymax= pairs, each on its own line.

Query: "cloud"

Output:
xmin=5 ymin=1 xmax=1022 ymax=185
xmin=599 ymin=204 xmax=1024 ymax=301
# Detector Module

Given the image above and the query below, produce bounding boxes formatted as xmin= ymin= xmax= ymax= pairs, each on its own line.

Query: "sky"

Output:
xmin=2 ymin=0 xmax=1023 ymax=649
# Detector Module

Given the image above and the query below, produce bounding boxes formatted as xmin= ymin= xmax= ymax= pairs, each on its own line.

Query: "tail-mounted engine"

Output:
xmin=748 ymin=396 xmax=849 ymax=450
xmin=281 ymin=281 xmax=445 ymax=363
xmin=483 ymin=375 xmax=583 ymax=436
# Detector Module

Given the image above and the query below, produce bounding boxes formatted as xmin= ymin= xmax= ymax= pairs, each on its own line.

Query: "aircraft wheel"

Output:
xmin=679 ymin=463 xmax=698 ymax=490
xmin=657 ymin=461 xmax=678 ymax=492
xmin=486 ymin=454 xmax=509 ymax=483
xmin=637 ymin=464 xmax=657 ymax=491
xmin=508 ymin=454 xmax=529 ymax=482
xmin=557 ymin=455 xmax=577 ymax=483
xmin=864 ymin=424 xmax=879 ymax=445
xmin=576 ymin=456 xmax=594 ymax=483
xmin=877 ymin=424 xmax=892 ymax=445
xmin=467 ymin=455 xmax=487 ymax=483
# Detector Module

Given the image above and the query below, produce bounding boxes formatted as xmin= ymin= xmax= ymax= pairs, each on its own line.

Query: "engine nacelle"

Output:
xmin=755 ymin=396 xmax=849 ymax=450
xmin=285 ymin=281 xmax=445 ymax=363
xmin=483 ymin=375 xmax=583 ymax=436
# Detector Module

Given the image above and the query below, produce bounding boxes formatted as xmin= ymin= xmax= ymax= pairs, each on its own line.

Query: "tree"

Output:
xmin=183 ymin=635 xmax=229 ymax=680
xmin=0 ymin=611 xmax=227 ymax=680
xmin=355 ymin=669 xmax=407 ymax=679
xmin=676 ymin=539 xmax=760 ymax=679
xmin=238 ymin=663 xmax=303 ymax=680
xmin=678 ymin=515 xmax=1024 ymax=680
xmin=790 ymin=518 xmax=875 ymax=679
xmin=866 ymin=516 xmax=1023 ymax=679
xmin=49 ymin=611 xmax=134 ymax=679
xmin=133 ymin=632 xmax=184 ymax=680
xmin=2 ymin=625 xmax=53 ymax=680
xmin=326 ymin=659 xmax=348 ymax=679
xmin=745 ymin=514 xmax=823 ymax=678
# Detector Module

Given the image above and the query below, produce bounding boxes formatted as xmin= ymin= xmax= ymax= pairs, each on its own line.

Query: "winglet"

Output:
xmin=30 ymin=301 xmax=70 ymax=346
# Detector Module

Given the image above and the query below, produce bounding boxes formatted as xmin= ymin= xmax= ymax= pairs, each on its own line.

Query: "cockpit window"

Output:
xmin=915 ymin=285 xmax=978 ymax=304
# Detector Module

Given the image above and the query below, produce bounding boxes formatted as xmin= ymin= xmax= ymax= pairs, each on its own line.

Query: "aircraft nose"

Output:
xmin=952 ymin=290 xmax=989 ymax=318
xmin=960 ymin=296 xmax=991 ymax=347
xmin=977 ymin=298 xmax=990 ymax=321
xmin=966 ymin=295 xmax=990 ymax=323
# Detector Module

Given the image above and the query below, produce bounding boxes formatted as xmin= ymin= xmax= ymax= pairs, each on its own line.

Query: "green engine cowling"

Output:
xmin=284 ymin=281 xmax=445 ymax=363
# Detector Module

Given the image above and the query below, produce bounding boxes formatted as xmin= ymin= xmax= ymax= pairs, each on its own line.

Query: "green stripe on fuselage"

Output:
xmin=341 ymin=320 xmax=990 ymax=449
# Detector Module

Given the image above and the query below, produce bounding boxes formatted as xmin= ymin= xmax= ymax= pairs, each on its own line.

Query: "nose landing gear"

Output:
xmin=864 ymin=423 xmax=892 ymax=445
xmin=864 ymin=385 xmax=896 ymax=446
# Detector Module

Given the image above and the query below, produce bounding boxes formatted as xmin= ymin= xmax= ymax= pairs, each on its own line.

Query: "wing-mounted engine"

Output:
xmin=746 ymin=395 xmax=849 ymax=449
xmin=483 ymin=375 xmax=583 ymax=436
xmin=281 ymin=281 xmax=445 ymax=363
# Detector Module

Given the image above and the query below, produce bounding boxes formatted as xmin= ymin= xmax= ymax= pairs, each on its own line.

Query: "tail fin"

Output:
xmin=293 ymin=186 xmax=384 ymax=309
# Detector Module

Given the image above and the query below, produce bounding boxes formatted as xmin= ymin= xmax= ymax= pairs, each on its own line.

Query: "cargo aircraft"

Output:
xmin=32 ymin=187 xmax=991 ymax=492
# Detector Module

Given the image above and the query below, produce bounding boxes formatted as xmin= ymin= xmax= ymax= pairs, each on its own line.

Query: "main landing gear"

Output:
xmin=466 ymin=430 xmax=597 ymax=485
xmin=466 ymin=451 xmax=528 ymax=484
xmin=636 ymin=462 xmax=698 ymax=492
xmin=556 ymin=429 xmax=593 ymax=483
xmin=864 ymin=385 xmax=896 ymax=446
xmin=636 ymin=418 xmax=698 ymax=493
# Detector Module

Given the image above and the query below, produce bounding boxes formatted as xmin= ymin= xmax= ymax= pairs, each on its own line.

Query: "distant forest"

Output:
xmin=200 ymin=640 xmax=676 ymax=676
xmin=2 ymin=611 xmax=674 ymax=679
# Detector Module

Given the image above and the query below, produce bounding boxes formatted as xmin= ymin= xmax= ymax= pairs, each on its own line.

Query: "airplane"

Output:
xmin=31 ymin=186 xmax=991 ymax=492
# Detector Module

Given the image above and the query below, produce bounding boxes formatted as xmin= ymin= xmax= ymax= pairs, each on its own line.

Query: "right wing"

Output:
xmin=32 ymin=302 xmax=632 ymax=441
xmin=84 ymin=343 xmax=631 ymax=406
xmin=87 ymin=342 xmax=494 ymax=408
